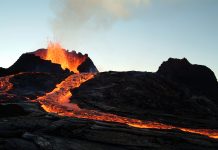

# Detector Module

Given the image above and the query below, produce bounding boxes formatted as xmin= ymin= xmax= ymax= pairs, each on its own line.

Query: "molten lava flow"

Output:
xmin=0 ymin=73 xmax=28 ymax=93
xmin=36 ymin=74 xmax=218 ymax=139
xmin=0 ymin=75 xmax=13 ymax=93
xmin=34 ymin=42 xmax=87 ymax=73
xmin=37 ymin=73 xmax=95 ymax=114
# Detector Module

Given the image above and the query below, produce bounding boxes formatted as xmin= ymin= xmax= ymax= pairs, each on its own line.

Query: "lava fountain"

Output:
xmin=34 ymin=42 xmax=88 ymax=73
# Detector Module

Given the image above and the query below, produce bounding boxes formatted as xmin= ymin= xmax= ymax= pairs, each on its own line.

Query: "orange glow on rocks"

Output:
xmin=34 ymin=42 xmax=88 ymax=73
xmin=36 ymin=73 xmax=218 ymax=139
xmin=0 ymin=74 xmax=14 ymax=93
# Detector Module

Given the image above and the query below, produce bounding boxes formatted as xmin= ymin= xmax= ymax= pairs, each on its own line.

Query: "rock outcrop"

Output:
xmin=78 ymin=57 xmax=99 ymax=73
xmin=157 ymin=58 xmax=218 ymax=100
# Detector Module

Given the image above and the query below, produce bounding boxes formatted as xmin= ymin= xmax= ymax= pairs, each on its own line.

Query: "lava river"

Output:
xmin=36 ymin=73 xmax=218 ymax=139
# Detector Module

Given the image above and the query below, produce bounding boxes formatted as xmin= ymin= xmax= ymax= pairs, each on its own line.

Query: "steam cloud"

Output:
xmin=50 ymin=0 xmax=150 ymax=45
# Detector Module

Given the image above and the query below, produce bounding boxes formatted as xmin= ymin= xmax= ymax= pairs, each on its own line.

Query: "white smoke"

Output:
xmin=50 ymin=0 xmax=150 ymax=45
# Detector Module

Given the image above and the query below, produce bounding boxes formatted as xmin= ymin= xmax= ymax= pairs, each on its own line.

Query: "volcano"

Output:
xmin=0 ymin=45 xmax=218 ymax=150
xmin=33 ymin=42 xmax=98 ymax=73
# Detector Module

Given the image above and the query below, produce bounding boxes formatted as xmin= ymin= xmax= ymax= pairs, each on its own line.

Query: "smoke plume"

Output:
xmin=50 ymin=0 xmax=150 ymax=45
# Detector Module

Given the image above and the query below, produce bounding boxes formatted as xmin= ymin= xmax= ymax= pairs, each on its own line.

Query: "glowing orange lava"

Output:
xmin=36 ymin=74 xmax=218 ymax=139
xmin=34 ymin=42 xmax=87 ymax=73
xmin=0 ymin=75 xmax=14 ymax=93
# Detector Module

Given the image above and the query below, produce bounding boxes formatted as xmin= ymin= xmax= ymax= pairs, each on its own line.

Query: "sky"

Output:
xmin=0 ymin=0 xmax=218 ymax=77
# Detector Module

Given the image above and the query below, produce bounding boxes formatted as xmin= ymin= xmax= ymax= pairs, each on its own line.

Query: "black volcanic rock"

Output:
xmin=7 ymin=72 xmax=69 ymax=99
xmin=0 ymin=67 xmax=6 ymax=71
xmin=0 ymin=54 xmax=70 ymax=77
xmin=0 ymin=104 xmax=29 ymax=117
xmin=78 ymin=57 xmax=99 ymax=73
xmin=71 ymin=71 xmax=218 ymax=128
xmin=0 ymin=67 xmax=7 ymax=76
xmin=0 ymin=115 xmax=217 ymax=150
xmin=157 ymin=58 xmax=218 ymax=100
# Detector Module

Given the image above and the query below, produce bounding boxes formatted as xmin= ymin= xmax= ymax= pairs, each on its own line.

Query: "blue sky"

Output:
xmin=0 ymin=0 xmax=218 ymax=77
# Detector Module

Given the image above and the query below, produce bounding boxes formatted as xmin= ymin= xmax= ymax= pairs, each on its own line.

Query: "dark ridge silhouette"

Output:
xmin=157 ymin=58 xmax=218 ymax=99
xmin=78 ymin=57 xmax=99 ymax=73
xmin=0 ymin=67 xmax=7 ymax=76
xmin=0 ymin=54 xmax=70 ymax=77
xmin=0 ymin=67 xmax=6 ymax=71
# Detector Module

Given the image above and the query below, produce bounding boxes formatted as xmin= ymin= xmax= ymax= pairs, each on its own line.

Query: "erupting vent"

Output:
xmin=34 ymin=42 xmax=88 ymax=73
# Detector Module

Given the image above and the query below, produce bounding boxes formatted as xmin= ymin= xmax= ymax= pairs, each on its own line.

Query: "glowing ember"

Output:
xmin=36 ymin=74 xmax=218 ymax=139
xmin=34 ymin=42 xmax=87 ymax=73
